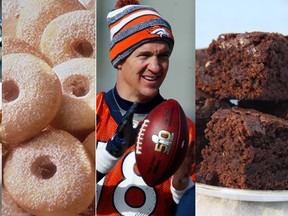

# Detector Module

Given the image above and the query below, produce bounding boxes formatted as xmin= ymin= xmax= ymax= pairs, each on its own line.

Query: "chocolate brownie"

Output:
xmin=196 ymin=32 xmax=288 ymax=101
xmin=196 ymin=93 xmax=233 ymax=134
xmin=239 ymin=100 xmax=288 ymax=121
xmin=273 ymin=101 xmax=288 ymax=120
xmin=195 ymin=48 xmax=208 ymax=70
xmin=195 ymin=89 xmax=233 ymax=164
xmin=195 ymin=134 xmax=208 ymax=165
xmin=197 ymin=107 xmax=288 ymax=190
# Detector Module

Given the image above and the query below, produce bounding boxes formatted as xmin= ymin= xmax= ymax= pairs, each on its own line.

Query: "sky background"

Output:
xmin=196 ymin=0 xmax=288 ymax=49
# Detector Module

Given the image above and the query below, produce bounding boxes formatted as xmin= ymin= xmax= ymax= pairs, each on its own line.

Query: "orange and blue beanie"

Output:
xmin=107 ymin=0 xmax=175 ymax=68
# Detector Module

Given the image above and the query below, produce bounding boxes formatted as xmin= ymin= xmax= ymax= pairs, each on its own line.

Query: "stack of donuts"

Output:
xmin=2 ymin=0 xmax=96 ymax=215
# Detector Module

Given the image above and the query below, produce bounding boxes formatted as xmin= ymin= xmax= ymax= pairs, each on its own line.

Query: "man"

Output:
xmin=96 ymin=0 xmax=195 ymax=215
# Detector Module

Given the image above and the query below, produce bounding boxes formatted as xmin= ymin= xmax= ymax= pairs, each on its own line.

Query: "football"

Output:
xmin=135 ymin=99 xmax=189 ymax=187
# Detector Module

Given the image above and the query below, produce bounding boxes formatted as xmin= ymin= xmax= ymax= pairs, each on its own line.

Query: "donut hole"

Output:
xmin=2 ymin=80 xmax=19 ymax=103
xmin=71 ymin=40 xmax=93 ymax=57
xmin=63 ymin=75 xmax=90 ymax=97
xmin=31 ymin=156 xmax=57 ymax=179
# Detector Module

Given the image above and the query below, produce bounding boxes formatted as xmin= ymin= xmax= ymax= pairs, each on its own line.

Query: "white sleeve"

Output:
xmin=96 ymin=142 xmax=122 ymax=174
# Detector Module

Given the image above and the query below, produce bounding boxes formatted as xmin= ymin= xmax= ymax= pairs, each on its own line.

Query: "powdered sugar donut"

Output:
xmin=3 ymin=129 xmax=95 ymax=216
xmin=2 ymin=0 xmax=23 ymax=37
xmin=0 ymin=109 xmax=2 ymax=144
xmin=78 ymin=0 xmax=95 ymax=10
xmin=40 ymin=10 xmax=96 ymax=66
xmin=2 ymin=53 xmax=62 ymax=144
xmin=51 ymin=58 xmax=95 ymax=136
xmin=2 ymin=188 xmax=32 ymax=216
xmin=3 ymin=36 xmax=52 ymax=66
xmin=83 ymin=131 xmax=95 ymax=161
xmin=16 ymin=0 xmax=85 ymax=50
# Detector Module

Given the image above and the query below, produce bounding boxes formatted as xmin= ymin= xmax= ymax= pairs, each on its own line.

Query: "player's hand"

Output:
xmin=106 ymin=103 xmax=138 ymax=157
xmin=172 ymin=141 xmax=195 ymax=190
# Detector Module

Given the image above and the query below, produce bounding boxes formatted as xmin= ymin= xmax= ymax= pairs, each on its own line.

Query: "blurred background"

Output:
xmin=196 ymin=0 xmax=288 ymax=49
xmin=97 ymin=0 xmax=195 ymax=120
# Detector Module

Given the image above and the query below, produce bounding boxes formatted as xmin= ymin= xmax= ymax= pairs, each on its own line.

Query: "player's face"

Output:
xmin=116 ymin=41 xmax=171 ymax=102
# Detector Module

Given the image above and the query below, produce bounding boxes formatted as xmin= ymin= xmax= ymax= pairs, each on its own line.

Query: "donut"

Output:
xmin=83 ymin=131 xmax=95 ymax=161
xmin=1 ymin=144 xmax=11 ymax=170
xmin=2 ymin=188 xmax=33 ymax=216
xmin=2 ymin=53 xmax=62 ymax=144
xmin=3 ymin=36 xmax=52 ymax=66
xmin=51 ymin=58 xmax=95 ymax=136
xmin=16 ymin=0 xmax=85 ymax=50
xmin=40 ymin=10 xmax=96 ymax=66
xmin=79 ymin=0 xmax=96 ymax=10
xmin=2 ymin=0 xmax=22 ymax=37
xmin=0 ymin=80 xmax=2 ymax=142
xmin=3 ymin=129 xmax=95 ymax=216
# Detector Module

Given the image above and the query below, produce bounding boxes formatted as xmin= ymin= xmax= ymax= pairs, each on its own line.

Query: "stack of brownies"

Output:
xmin=196 ymin=32 xmax=288 ymax=190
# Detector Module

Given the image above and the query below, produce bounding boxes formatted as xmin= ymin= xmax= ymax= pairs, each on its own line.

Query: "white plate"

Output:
xmin=196 ymin=183 xmax=288 ymax=202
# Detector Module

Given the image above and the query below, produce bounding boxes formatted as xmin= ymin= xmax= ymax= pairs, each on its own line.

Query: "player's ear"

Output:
xmin=117 ymin=58 xmax=126 ymax=70
xmin=117 ymin=60 xmax=124 ymax=70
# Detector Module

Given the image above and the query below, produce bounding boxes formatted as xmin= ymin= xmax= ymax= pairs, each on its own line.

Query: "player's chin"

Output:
xmin=139 ymin=87 xmax=160 ymax=101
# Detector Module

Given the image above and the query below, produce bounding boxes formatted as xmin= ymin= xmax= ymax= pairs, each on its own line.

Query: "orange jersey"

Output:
xmin=96 ymin=90 xmax=195 ymax=216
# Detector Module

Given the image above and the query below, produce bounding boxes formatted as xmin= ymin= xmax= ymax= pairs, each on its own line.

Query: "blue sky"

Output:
xmin=196 ymin=0 xmax=288 ymax=48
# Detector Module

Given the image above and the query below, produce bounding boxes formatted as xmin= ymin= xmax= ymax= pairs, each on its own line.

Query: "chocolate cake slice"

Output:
xmin=196 ymin=32 xmax=288 ymax=101
xmin=197 ymin=107 xmax=288 ymax=190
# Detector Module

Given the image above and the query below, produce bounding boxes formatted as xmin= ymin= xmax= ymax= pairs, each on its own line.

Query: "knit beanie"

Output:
xmin=107 ymin=0 xmax=175 ymax=68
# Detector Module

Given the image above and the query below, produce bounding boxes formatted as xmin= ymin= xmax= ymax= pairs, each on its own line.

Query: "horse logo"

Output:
xmin=148 ymin=26 xmax=171 ymax=38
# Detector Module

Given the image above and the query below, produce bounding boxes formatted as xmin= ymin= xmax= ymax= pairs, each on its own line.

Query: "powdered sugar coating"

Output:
xmin=51 ymin=58 xmax=95 ymax=136
xmin=2 ymin=53 xmax=62 ymax=144
xmin=40 ymin=10 xmax=96 ymax=66
xmin=3 ymin=36 xmax=52 ymax=66
xmin=78 ymin=0 xmax=95 ymax=10
xmin=2 ymin=188 xmax=32 ymax=216
xmin=3 ymin=130 xmax=95 ymax=216
xmin=82 ymin=130 xmax=95 ymax=161
xmin=2 ymin=0 xmax=24 ymax=36
xmin=16 ymin=0 xmax=85 ymax=50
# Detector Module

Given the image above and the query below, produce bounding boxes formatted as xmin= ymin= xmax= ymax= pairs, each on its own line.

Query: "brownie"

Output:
xmin=196 ymin=32 xmax=288 ymax=101
xmin=196 ymin=94 xmax=233 ymax=134
xmin=197 ymin=107 xmax=288 ymax=190
xmin=273 ymin=101 xmax=288 ymax=120
xmin=195 ymin=134 xmax=209 ymax=165
xmin=239 ymin=100 xmax=288 ymax=121
xmin=195 ymin=48 xmax=208 ymax=70
xmin=195 ymin=89 xmax=233 ymax=164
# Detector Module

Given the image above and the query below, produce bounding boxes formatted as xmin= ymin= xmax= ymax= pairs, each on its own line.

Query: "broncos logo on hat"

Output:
xmin=149 ymin=27 xmax=171 ymax=38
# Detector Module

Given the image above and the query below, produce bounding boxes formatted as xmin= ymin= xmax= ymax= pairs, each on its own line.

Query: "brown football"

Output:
xmin=135 ymin=99 xmax=189 ymax=186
